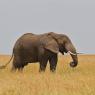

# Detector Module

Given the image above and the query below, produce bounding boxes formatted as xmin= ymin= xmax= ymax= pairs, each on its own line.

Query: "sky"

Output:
xmin=0 ymin=0 xmax=95 ymax=54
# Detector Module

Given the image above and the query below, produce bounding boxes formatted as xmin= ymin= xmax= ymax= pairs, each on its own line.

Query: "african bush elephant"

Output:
xmin=0 ymin=32 xmax=78 ymax=72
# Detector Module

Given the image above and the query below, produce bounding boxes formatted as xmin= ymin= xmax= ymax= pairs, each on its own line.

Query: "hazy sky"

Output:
xmin=0 ymin=0 xmax=95 ymax=54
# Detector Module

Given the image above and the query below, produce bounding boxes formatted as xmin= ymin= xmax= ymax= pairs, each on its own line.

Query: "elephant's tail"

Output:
xmin=0 ymin=54 xmax=14 ymax=69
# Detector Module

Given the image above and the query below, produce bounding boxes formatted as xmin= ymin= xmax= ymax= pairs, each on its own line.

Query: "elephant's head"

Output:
xmin=45 ymin=32 xmax=78 ymax=68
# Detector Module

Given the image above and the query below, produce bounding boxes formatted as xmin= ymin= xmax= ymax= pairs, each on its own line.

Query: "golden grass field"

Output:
xmin=0 ymin=55 xmax=95 ymax=95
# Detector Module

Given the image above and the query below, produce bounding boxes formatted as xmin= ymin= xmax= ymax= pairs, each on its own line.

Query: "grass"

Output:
xmin=0 ymin=55 xmax=95 ymax=95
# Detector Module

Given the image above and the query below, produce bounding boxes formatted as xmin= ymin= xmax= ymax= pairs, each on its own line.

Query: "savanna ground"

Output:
xmin=0 ymin=55 xmax=95 ymax=95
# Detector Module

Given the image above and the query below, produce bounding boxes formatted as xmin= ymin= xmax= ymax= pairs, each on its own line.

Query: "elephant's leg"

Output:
xmin=39 ymin=58 xmax=48 ymax=72
xmin=11 ymin=56 xmax=24 ymax=72
xmin=11 ymin=58 xmax=18 ymax=72
xmin=49 ymin=54 xmax=58 ymax=72
xmin=18 ymin=66 xmax=24 ymax=72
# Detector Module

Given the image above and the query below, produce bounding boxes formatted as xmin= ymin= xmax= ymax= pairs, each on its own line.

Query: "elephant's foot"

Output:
xmin=11 ymin=66 xmax=17 ymax=72
xmin=39 ymin=66 xmax=46 ymax=72
xmin=50 ymin=66 xmax=56 ymax=73
xmin=18 ymin=67 xmax=23 ymax=72
xmin=39 ymin=62 xmax=47 ymax=72
xmin=50 ymin=69 xmax=56 ymax=73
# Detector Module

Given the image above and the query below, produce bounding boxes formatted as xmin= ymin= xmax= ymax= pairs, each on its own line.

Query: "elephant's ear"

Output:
xmin=45 ymin=40 xmax=59 ymax=54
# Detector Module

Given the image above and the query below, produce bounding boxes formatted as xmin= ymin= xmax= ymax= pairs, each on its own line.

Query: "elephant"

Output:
xmin=0 ymin=32 xmax=78 ymax=72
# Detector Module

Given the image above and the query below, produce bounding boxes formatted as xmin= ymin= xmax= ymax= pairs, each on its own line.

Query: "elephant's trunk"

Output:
xmin=65 ymin=43 xmax=78 ymax=67
xmin=69 ymin=52 xmax=78 ymax=67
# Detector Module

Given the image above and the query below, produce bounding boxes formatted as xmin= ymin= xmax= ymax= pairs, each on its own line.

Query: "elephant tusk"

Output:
xmin=68 ymin=51 xmax=77 ymax=55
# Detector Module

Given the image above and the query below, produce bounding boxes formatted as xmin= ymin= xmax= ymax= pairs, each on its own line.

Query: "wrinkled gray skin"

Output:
xmin=10 ymin=32 xmax=78 ymax=72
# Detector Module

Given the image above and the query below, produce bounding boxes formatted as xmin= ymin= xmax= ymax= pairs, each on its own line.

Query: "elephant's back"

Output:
xmin=20 ymin=33 xmax=35 ymax=39
xmin=13 ymin=33 xmax=39 ymax=62
xmin=13 ymin=32 xmax=50 ymax=52
xmin=13 ymin=33 xmax=34 ymax=51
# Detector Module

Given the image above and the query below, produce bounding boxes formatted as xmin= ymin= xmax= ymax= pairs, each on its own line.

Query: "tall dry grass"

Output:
xmin=0 ymin=55 xmax=95 ymax=95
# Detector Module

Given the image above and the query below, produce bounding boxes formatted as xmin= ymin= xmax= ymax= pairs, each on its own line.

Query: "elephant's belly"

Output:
xmin=23 ymin=56 xmax=38 ymax=63
xmin=23 ymin=54 xmax=39 ymax=63
xmin=21 ymin=48 xmax=39 ymax=63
